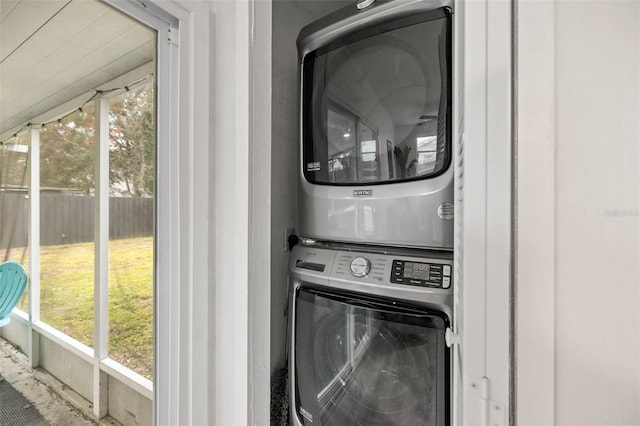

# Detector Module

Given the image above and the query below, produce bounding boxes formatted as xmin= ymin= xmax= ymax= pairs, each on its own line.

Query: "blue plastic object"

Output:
xmin=0 ymin=261 xmax=28 ymax=327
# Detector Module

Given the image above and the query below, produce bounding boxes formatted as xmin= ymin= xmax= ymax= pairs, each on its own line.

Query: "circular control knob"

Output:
xmin=350 ymin=257 xmax=371 ymax=277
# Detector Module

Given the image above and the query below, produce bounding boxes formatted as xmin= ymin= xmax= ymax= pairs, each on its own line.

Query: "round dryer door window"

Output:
xmin=294 ymin=288 xmax=449 ymax=426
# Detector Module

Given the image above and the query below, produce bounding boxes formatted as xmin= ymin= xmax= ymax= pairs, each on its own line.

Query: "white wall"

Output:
xmin=270 ymin=0 xmax=350 ymax=376
xmin=209 ymin=1 xmax=272 ymax=424
xmin=518 ymin=1 xmax=640 ymax=424
xmin=270 ymin=1 xmax=306 ymax=376
xmin=516 ymin=1 xmax=556 ymax=423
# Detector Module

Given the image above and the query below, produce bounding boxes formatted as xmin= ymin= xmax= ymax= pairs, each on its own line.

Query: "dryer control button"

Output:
xmin=443 ymin=265 xmax=452 ymax=276
xmin=443 ymin=277 xmax=451 ymax=288
xmin=350 ymin=257 xmax=371 ymax=277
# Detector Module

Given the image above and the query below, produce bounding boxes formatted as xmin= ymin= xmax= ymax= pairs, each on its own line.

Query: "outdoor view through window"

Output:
xmin=0 ymin=0 xmax=156 ymax=383
xmin=0 ymin=132 xmax=30 ymax=312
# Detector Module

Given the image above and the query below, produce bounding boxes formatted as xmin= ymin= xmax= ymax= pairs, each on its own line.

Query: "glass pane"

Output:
xmin=0 ymin=131 xmax=30 ymax=311
xmin=295 ymin=289 xmax=447 ymax=426
xmin=358 ymin=122 xmax=379 ymax=182
xmin=108 ymin=87 xmax=155 ymax=380
xmin=40 ymin=108 xmax=96 ymax=347
xmin=327 ymin=107 xmax=357 ymax=183
xmin=303 ymin=12 xmax=450 ymax=184
xmin=416 ymin=136 xmax=438 ymax=175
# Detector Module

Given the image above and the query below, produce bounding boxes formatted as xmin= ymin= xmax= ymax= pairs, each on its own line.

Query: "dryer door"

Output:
xmin=294 ymin=287 xmax=449 ymax=426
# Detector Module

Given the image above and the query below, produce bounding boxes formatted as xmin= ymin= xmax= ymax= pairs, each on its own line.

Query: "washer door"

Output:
xmin=294 ymin=287 xmax=448 ymax=426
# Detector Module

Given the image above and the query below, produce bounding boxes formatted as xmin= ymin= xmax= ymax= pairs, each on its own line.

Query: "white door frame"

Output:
xmin=459 ymin=0 xmax=513 ymax=424
xmin=104 ymin=1 xmax=204 ymax=424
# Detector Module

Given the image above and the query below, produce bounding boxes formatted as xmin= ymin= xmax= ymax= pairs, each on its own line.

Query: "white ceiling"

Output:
xmin=0 ymin=0 xmax=155 ymax=139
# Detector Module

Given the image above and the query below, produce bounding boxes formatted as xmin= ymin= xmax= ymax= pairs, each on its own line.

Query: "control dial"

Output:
xmin=350 ymin=257 xmax=371 ymax=277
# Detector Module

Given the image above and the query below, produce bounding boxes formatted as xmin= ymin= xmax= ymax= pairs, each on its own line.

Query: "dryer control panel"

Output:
xmin=391 ymin=260 xmax=451 ymax=289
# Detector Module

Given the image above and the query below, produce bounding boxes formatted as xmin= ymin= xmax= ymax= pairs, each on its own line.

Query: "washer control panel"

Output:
xmin=391 ymin=260 xmax=451 ymax=289
xmin=334 ymin=253 xmax=387 ymax=282
xmin=291 ymin=244 xmax=453 ymax=320
xmin=329 ymin=250 xmax=452 ymax=290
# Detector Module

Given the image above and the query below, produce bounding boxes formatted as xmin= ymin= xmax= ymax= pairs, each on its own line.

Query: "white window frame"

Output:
xmin=98 ymin=2 xmax=187 ymax=425
xmin=11 ymin=1 xmax=189 ymax=424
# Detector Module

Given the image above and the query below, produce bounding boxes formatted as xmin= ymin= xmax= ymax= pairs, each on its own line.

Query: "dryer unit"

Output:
xmin=297 ymin=0 xmax=454 ymax=250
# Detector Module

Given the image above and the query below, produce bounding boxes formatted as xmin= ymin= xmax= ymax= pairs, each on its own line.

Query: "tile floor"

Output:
xmin=0 ymin=338 xmax=96 ymax=426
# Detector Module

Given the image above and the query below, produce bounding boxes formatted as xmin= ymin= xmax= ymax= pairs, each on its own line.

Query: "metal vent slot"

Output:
xmin=296 ymin=260 xmax=326 ymax=272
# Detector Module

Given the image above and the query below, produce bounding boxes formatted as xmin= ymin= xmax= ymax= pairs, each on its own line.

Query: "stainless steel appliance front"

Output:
xmin=289 ymin=244 xmax=452 ymax=426
xmin=297 ymin=0 xmax=454 ymax=250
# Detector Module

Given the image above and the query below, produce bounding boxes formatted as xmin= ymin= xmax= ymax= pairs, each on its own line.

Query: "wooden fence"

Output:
xmin=0 ymin=193 xmax=153 ymax=249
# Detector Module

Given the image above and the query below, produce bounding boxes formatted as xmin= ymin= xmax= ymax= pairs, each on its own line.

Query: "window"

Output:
xmin=0 ymin=0 xmax=178 ymax=421
xmin=326 ymin=103 xmax=380 ymax=184
xmin=40 ymin=108 xmax=96 ymax=347
xmin=108 ymin=87 xmax=155 ymax=380
xmin=416 ymin=136 xmax=438 ymax=175
xmin=0 ymin=131 xmax=31 ymax=310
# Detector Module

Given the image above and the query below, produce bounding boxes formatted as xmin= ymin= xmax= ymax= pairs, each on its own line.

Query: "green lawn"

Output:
xmin=6 ymin=237 xmax=153 ymax=380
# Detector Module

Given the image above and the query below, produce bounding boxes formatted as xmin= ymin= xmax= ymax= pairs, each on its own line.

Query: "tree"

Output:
xmin=40 ymin=109 xmax=96 ymax=193
xmin=36 ymin=88 xmax=155 ymax=197
xmin=109 ymin=89 xmax=154 ymax=197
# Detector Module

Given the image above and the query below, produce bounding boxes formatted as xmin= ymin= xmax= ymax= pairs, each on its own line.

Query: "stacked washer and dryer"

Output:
xmin=288 ymin=0 xmax=455 ymax=425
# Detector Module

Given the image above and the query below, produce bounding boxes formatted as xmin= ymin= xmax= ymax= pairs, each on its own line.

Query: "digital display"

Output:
xmin=403 ymin=262 xmax=430 ymax=281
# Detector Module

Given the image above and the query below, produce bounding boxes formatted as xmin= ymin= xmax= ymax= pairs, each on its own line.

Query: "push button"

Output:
xmin=443 ymin=277 xmax=451 ymax=288
xmin=443 ymin=265 xmax=451 ymax=276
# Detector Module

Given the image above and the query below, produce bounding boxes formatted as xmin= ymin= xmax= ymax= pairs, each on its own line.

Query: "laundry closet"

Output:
xmin=270 ymin=1 xmax=511 ymax=424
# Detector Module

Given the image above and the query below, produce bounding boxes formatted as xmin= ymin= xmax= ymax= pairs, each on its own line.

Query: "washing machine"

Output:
xmin=288 ymin=242 xmax=453 ymax=425
xmin=297 ymin=0 xmax=454 ymax=250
